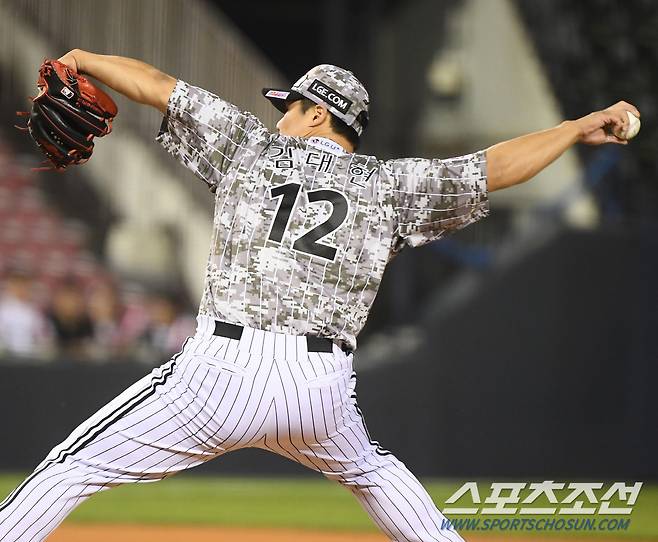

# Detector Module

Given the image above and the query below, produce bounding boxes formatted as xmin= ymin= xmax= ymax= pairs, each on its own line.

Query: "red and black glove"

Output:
xmin=16 ymin=59 xmax=118 ymax=170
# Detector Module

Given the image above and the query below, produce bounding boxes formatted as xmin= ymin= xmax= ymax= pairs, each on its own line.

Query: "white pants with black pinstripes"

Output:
xmin=0 ymin=316 xmax=463 ymax=542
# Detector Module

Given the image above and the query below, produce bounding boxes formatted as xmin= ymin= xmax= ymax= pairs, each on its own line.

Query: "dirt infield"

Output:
xmin=49 ymin=524 xmax=654 ymax=542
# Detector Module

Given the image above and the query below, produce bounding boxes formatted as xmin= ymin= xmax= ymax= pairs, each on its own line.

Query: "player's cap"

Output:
xmin=262 ymin=64 xmax=370 ymax=136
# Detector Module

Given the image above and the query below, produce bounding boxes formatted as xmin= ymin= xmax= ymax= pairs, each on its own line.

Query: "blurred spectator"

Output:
xmin=87 ymin=282 xmax=122 ymax=360
xmin=112 ymin=281 xmax=151 ymax=353
xmin=0 ymin=271 xmax=52 ymax=359
xmin=137 ymin=291 xmax=196 ymax=363
xmin=0 ymin=275 xmax=198 ymax=364
xmin=46 ymin=279 xmax=94 ymax=361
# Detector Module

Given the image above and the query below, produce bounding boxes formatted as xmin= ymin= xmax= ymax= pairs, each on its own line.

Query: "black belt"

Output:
xmin=213 ymin=321 xmax=349 ymax=354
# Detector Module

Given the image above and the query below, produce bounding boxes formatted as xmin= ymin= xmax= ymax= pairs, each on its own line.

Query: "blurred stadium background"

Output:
xmin=0 ymin=0 xmax=657 ymax=539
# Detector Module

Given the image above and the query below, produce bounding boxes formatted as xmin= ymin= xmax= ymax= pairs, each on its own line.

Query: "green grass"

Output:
xmin=1 ymin=474 xmax=657 ymax=538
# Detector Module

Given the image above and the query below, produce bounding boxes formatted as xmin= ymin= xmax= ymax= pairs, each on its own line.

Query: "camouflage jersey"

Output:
xmin=156 ymin=81 xmax=489 ymax=351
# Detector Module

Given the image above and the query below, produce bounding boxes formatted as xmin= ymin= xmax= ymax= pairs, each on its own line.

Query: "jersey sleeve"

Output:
xmin=156 ymin=80 xmax=268 ymax=190
xmin=387 ymin=150 xmax=489 ymax=248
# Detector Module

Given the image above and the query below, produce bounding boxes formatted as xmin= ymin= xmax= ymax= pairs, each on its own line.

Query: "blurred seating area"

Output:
xmin=3 ymin=0 xmax=655 ymax=370
xmin=516 ymin=0 xmax=658 ymax=221
xmin=0 ymin=135 xmax=195 ymax=365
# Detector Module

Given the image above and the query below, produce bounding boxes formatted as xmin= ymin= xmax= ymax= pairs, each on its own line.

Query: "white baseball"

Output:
xmin=623 ymin=110 xmax=641 ymax=140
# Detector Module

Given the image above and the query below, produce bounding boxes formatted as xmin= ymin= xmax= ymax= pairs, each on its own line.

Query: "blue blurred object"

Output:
xmin=516 ymin=0 xmax=658 ymax=222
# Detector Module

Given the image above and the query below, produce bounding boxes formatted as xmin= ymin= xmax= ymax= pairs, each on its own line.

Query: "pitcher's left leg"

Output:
xmin=0 ymin=335 xmax=256 ymax=542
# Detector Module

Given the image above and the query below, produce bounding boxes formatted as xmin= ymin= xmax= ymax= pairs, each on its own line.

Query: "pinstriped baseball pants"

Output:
xmin=0 ymin=317 xmax=463 ymax=542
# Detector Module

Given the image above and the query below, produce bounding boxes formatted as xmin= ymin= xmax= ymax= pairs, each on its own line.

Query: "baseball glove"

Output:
xmin=16 ymin=59 xmax=118 ymax=170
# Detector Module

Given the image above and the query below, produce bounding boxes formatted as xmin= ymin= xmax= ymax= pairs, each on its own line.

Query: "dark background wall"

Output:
xmin=2 ymin=226 xmax=656 ymax=480
xmin=362 ymin=225 xmax=658 ymax=480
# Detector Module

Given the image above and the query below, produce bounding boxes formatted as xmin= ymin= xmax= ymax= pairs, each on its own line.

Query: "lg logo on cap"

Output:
xmin=307 ymin=79 xmax=352 ymax=115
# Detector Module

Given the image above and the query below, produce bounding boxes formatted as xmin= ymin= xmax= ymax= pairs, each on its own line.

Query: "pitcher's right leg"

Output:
xmin=265 ymin=354 xmax=465 ymax=542
xmin=322 ymin=376 xmax=464 ymax=541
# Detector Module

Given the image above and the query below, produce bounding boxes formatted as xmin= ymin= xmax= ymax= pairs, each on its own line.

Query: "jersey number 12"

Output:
xmin=268 ymin=182 xmax=348 ymax=261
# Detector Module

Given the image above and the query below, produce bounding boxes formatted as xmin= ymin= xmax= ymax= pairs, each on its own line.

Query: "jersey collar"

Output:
xmin=307 ymin=136 xmax=347 ymax=156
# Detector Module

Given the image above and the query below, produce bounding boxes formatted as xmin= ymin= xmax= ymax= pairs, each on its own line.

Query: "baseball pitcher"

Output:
xmin=0 ymin=49 xmax=639 ymax=541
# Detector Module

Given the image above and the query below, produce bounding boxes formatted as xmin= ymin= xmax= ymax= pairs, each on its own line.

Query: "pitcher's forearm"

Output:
xmin=485 ymin=121 xmax=581 ymax=192
xmin=65 ymin=49 xmax=176 ymax=113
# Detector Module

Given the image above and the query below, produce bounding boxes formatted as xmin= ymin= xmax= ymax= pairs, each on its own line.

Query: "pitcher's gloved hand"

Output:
xmin=16 ymin=59 xmax=118 ymax=170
